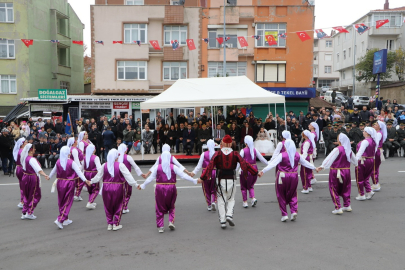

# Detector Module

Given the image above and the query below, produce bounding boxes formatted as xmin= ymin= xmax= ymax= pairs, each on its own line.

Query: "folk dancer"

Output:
xmin=84 ymin=144 xmax=102 ymax=209
xmin=13 ymin=138 xmax=27 ymax=209
xmin=236 ymin=135 xmax=268 ymax=208
xmin=300 ymin=130 xmax=316 ymax=194
xmin=49 ymin=146 xmax=87 ymax=229
xmin=20 ymin=144 xmax=49 ymax=220
xmin=258 ymin=139 xmax=315 ymax=222
xmin=354 ymin=127 xmax=378 ymax=201
xmin=86 ymin=149 xmax=139 ymax=231
xmin=118 ymin=144 xmax=146 ymax=214
xmin=190 ymin=139 xmax=218 ymax=211
xmin=139 ymin=152 xmax=198 ymax=233
xmin=316 ymin=134 xmax=357 ymax=215
xmin=145 ymin=144 xmax=190 ymax=177
xmin=198 ymin=135 xmax=257 ymax=229
xmin=68 ymin=137 xmax=85 ymax=201
xmin=371 ymin=121 xmax=387 ymax=192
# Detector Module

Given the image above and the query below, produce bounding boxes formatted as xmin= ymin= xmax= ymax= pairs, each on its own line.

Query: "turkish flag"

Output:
xmin=113 ymin=41 xmax=123 ymax=44
xmin=72 ymin=40 xmax=84 ymax=45
xmin=150 ymin=40 xmax=161 ymax=50
xmin=21 ymin=39 xmax=33 ymax=48
xmin=237 ymin=36 xmax=248 ymax=47
xmin=265 ymin=35 xmax=277 ymax=45
xmin=332 ymin=26 xmax=349 ymax=33
xmin=186 ymin=39 xmax=196 ymax=50
xmin=296 ymin=31 xmax=311 ymax=42
xmin=216 ymin=37 xmax=224 ymax=45
xmin=376 ymin=19 xmax=389 ymax=29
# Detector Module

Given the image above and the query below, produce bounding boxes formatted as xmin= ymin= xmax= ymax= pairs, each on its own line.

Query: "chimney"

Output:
xmin=384 ymin=0 xmax=389 ymax=10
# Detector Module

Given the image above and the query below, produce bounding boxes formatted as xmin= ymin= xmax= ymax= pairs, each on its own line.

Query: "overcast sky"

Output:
xmin=68 ymin=0 xmax=405 ymax=56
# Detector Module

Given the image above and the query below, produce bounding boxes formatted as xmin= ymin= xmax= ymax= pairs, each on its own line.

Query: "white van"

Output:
xmin=324 ymin=91 xmax=343 ymax=103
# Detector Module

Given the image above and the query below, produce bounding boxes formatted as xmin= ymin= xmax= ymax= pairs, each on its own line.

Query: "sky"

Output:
xmin=68 ymin=0 xmax=405 ymax=56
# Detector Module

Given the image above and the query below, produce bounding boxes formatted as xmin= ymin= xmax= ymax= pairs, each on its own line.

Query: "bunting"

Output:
xmin=150 ymin=40 xmax=161 ymax=50
xmin=296 ymin=31 xmax=311 ymax=42
xmin=265 ymin=35 xmax=277 ymax=45
xmin=278 ymin=33 xmax=287 ymax=39
xmin=237 ymin=36 xmax=248 ymax=47
xmin=50 ymin=40 xmax=59 ymax=43
xmin=251 ymin=35 xmax=260 ymax=40
xmin=315 ymin=29 xmax=327 ymax=39
xmin=135 ymin=40 xmax=141 ymax=46
xmin=113 ymin=41 xmax=123 ymax=44
xmin=216 ymin=37 xmax=224 ymax=45
xmin=186 ymin=39 xmax=196 ymax=50
xmin=332 ymin=26 xmax=349 ymax=33
xmin=72 ymin=40 xmax=83 ymax=45
xmin=354 ymin=24 xmax=369 ymax=35
xmin=376 ymin=19 xmax=389 ymax=29
xmin=95 ymin=40 xmax=104 ymax=45
xmin=171 ymin=40 xmax=180 ymax=50
xmin=203 ymin=38 xmax=209 ymax=43
xmin=21 ymin=39 xmax=34 ymax=48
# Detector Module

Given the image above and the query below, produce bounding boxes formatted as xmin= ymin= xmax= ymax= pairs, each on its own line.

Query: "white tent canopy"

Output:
xmin=140 ymin=76 xmax=285 ymax=109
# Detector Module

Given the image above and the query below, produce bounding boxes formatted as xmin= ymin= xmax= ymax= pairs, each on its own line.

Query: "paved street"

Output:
xmin=1 ymin=157 xmax=404 ymax=270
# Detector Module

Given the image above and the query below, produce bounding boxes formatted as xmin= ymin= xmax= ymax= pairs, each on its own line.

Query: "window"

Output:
xmin=58 ymin=18 xmax=67 ymax=36
xmin=0 ymin=75 xmax=16 ymax=93
xmin=324 ymin=54 xmax=332 ymax=61
xmin=343 ymin=50 xmax=346 ymax=60
xmin=60 ymin=81 xmax=70 ymax=92
xmin=314 ymin=65 xmax=318 ymax=75
xmin=0 ymin=3 xmax=13 ymax=22
xmin=58 ymin=47 xmax=69 ymax=66
xmin=255 ymin=23 xmax=286 ymax=47
xmin=326 ymin=40 xmax=332 ymax=47
xmin=117 ymin=61 xmax=147 ymax=80
xmin=387 ymin=40 xmax=395 ymax=51
xmin=342 ymin=71 xmax=346 ymax=80
xmin=163 ymin=62 xmax=187 ymax=81
xmin=361 ymin=41 xmax=364 ymax=52
xmin=324 ymin=66 xmax=331 ymax=74
xmin=125 ymin=0 xmax=144 ymax=4
xmin=256 ymin=63 xmax=286 ymax=82
xmin=373 ymin=13 xmax=402 ymax=28
xmin=124 ymin=24 xmax=147 ymax=44
xmin=318 ymin=79 xmax=336 ymax=87
xmin=337 ymin=53 xmax=339 ymax=62
xmin=0 ymin=39 xmax=14 ymax=59
xmin=208 ymin=30 xmax=238 ymax=48
xmin=314 ymin=40 xmax=318 ymax=48
xmin=349 ymin=47 xmax=351 ymax=58
xmin=208 ymin=62 xmax=247 ymax=77
xmin=164 ymin=25 xmax=187 ymax=46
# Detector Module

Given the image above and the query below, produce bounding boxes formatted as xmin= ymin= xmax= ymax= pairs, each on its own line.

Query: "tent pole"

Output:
xmin=141 ymin=113 xmax=144 ymax=160
xmin=283 ymin=102 xmax=287 ymax=131
xmin=268 ymin=103 xmax=270 ymax=117
xmin=211 ymin=106 xmax=214 ymax=137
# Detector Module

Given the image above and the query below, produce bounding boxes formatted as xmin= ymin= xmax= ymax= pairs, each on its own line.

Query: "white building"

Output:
xmin=332 ymin=3 xmax=405 ymax=96
xmin=313 ymin=37 xmax=340 ymax=92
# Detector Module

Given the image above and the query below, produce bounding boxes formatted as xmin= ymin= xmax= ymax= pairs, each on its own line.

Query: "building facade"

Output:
xmin=0 ymin=0 xmax=84 ymax=111
xmin=313 ymin=37 xmax=339 ymax=91
xmin=332 ymin=4 xmax=405 ymax=96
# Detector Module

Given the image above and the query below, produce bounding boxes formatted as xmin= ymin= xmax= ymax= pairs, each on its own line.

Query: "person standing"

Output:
xmin=35 ymin=135 xmax=50 ymax=168
xmin=117 ymin=144 xmax=145 ymax=214
xmin=258 ymin=140 xmax=315 ymax=222
xmin=198 ymin=135 xmax=257 ymax=229
xmin=102 ymin=126 xmax=116 ymax=161
xmin=123 ymin=124 xmax=135 ymax=153
xmin=89 ymin=124 xmax=103 ymax=158
xmin=354 ymin=127 xmax=378 ymax=201
xmin=331 ymin=90 xmax=337 ymax=104
xmin=190 ymin=140 xmax=218 ymax=211
xmin=83 ymin=144 xmax=102 ymax=209
xmin=0 ymin=128 xmax=14 ymax=175
xmin=48 ymin=146 xmax=87 ymax=229
xmin=316 ymin=134 xmax=357 ymax=214
xmin=236 ymin=136 xmax=268 ymax=208
xmin=139 ymin=152 xmax=197 ymax=233
xmin=13 ymin=138 xmax=27 ymax=209
xmin=86 ymin=149 xmax=139 ymax=231
xmin=142 ymin=125 xmax=154 ymax=154
xmin=183 ymin=123 xmax=195 ymax=156
xmin=383 ymin=121 xmax=399 ymax=158
xmin=20 ymin=144 xmax=49 ymax=220
xmin=300 ymin=131 xmax=316 ymax=194
xmin=397 ymin=123 xmax=405 ymax=155
xmin=371 ymin=121 xmax=387 ymax=192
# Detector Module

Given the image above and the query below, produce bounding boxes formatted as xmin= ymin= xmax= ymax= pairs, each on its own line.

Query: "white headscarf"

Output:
xmin=161 ymin=151 xmax=172 ymax=179
xmin=21 ymin=143 xmax=33 ymax=171
xmin=282 ymin=130 xmax=291 ymax=140
xmin=86 ymin=144 xmax=96 ymax=169
xmin=117 ymin=144 xmax=127 ymax=163
xmin=365 ymin=127 xmax=378 ymax=153
xmin=244 ymin=135 xmax=255 ymax=159
xmin=284 ymin=139 xmax=297 ymax=168
xmin=207 ymin=139 xmax=216 ymax=159
xmin=303 ymin=130 xmax=316 ymax=150
xmin=67 ymin=137 xmax=75 ymax=148
xmin=13 ymin=138 xmax=25 ymax=161
xmin=162 ymin=144 xmax=171 ymax=153
xmin=59 ymin=146 xmax=70 ymax=171
xmin=78 ymin=131 xmax=85 ymax=145
xmin=377 ymin=120 xmax=387 ymax=142
xmin=337 ymin=133 xmax=351 ymax=163
xmin=310 ymin=122 xmax=319 ymax=141
xmin=107 ymin=149 xmax=119 ymax=177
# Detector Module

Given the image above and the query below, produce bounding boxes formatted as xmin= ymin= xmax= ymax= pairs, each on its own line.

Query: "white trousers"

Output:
xmin=217 ymin=180 xmax=236 ymax=223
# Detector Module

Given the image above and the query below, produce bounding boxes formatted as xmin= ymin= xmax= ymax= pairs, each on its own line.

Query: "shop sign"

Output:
xmin=81 ymin=102 xmax=111 ymax=109
xmin=31 ymin=104 xmax=63 ymax=112
xmin=263 ymin=87 xmax=316 ymax=99
xmin=141 ymin=109 xmax=150 ymax=113
xmin=113 ymin=102 xmax=129 ymax=109
xmin=132 ymin=102 xmax=141 ymax=109
xmin=70 ymin=97 xmax=149 ymax=102
xmin=38 ymin=89 xmax=67 ymax=100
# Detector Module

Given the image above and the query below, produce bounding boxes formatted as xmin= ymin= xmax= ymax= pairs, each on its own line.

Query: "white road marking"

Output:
xmin=398 ymin=171 xmax=405 ymax=172
xmin=0 ymin=183 xmax=19 ymax=186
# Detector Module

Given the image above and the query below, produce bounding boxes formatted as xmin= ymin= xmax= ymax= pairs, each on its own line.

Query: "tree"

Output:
xmin=394 ymin=47 xmax=405 ymax=81
xmin=356 ymin=48 xmax=396 ymax=83
xmin=83 ymin=44 xmax=91 ymax=84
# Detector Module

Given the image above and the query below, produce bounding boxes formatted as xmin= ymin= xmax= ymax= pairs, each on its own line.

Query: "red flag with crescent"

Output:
xmin=265 ymin=35 xmax=277 ymax=45
xmin=376 ymin=19 xmax=389 ymax=29
xmin=237 ymin=36 xmax=248 ymax=47
xmin=150 ymin=40 xmax=161 ymax=50
xmin=332 ymin=26 xmax=349 ymax=33
xmin=186 ymin=39 xmax=196 ymax=50
xmin=21 ymin=39 xmax=34 ymax=47
xmin=296 ymin=31 xmax=311 ymax=42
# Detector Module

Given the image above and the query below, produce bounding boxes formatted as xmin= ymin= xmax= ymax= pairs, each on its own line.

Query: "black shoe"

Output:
xmin=4 ymin=172 xmax=8 ymax=175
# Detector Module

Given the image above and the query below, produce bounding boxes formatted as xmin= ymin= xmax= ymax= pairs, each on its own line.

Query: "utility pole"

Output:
xmin=223 ymin=0 xmax=226 ymax=77
xmin=352 ymin=26 xmax=357 ymax=95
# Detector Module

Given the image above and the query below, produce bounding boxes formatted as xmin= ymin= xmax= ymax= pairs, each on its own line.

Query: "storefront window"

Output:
xmin=81 ymin=109 xmax=111 ymax=121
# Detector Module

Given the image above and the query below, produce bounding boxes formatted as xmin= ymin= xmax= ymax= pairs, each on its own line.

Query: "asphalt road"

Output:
xmin=0 ymin=157 xmax=404 ymax=270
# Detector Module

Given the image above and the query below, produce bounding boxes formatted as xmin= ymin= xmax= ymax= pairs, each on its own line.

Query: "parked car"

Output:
xmin=324 ymin=90 xmax=346 ymax=104
xmin=352 ymin=96 xmax=370 ymax=109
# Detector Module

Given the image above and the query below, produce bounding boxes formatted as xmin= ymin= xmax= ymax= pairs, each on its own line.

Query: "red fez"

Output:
xmin=223 ymin=135 xmax=232 ymax=144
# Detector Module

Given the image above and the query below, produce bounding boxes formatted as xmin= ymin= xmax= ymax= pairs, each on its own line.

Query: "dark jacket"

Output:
xmin=349 ymin=113 xmax=361 ymax=125
xmin=50 ymin=143 xmax=60 ymax=154
xmin=44 ymin=122 xmax=54 ymax=131
xmin=183 ymin=129 xmax=195 ymax=143
xmin=198 ymin=128 xmax=212 ymax=143
xmin=176 ymin=128 xmax=185 ymax=140
xmin=359 ymin=110 xmax=371 ymax=122
xmin=54 ymin=123 xmax=65 ymax=134
xmin=240 ymin=126 xmax=253 ymax=144
xmin=153 ymin=129 xmax=164 ymax=142
xmin=89 ymin=129 xmax=103 ymax=149
xmin=167 ymin=130 xmax=177 ymax=141
xmin=35 ymin=142 xmax=50 ymax=155
xmin=0 ymin=134 xmax=13 ymax=158
xmin=102 ymin=130 xmax=116 ymax=147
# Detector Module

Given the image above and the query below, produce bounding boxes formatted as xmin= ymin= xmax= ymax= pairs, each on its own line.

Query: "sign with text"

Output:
xmin=373 ymin=49 xmax=387 ymax=74
xmin=38 ymin=89 xmax=67 ymax=100
xmin=263 ymin=87 xmax=316 ymax=99
xmin=113 ymin=102 xmax=129 ymax=109
xmin=132 ymin=102 xmax=141 ymax=109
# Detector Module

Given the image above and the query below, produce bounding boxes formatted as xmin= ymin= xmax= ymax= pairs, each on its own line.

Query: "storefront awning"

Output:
xmin=2 ymin=103 xmax=28 ymax=123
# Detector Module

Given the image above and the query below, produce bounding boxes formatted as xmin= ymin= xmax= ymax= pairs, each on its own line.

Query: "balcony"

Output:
xmin=58 ymin=65 xmax=71 ymax=76
xmin=57 ymin=34 xmax=71 ymax=47
xmin=368 ymin=27 xmax=401 ymax=36
xmin=219 ymin=48 xmax=238 ymax=61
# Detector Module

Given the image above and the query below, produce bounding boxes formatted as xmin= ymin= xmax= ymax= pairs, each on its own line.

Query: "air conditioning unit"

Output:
xmin=252 ymin=23 xmax=255 ymax=28
xmin=251 ymin=61 xmax=256 ymax=65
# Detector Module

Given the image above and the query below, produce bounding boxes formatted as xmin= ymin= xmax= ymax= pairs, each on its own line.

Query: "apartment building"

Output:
xmin=313 ymin=37 xmax=339 ymax=91
xmin=332 ymin=2 xmax=405 ymax=96
xmin=0 ymin=0 xmax=84 ymax=112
